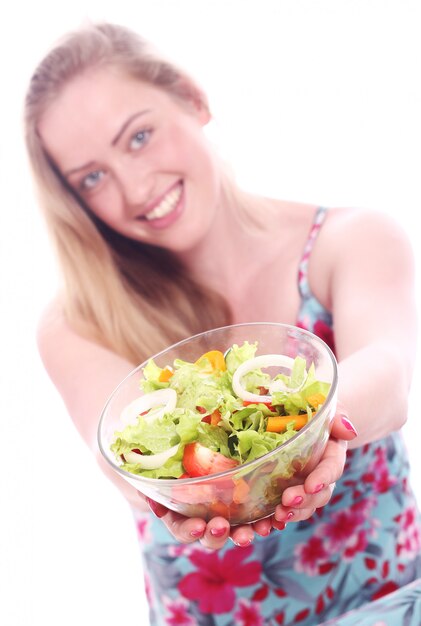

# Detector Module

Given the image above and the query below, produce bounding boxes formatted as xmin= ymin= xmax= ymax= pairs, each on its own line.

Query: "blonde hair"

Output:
xmin=24 ymin=22 xmax=266 ymax=364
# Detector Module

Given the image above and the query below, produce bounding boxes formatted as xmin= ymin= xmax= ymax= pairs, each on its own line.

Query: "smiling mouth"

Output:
xmin=138 ymin=182 xmax=183 ymax=222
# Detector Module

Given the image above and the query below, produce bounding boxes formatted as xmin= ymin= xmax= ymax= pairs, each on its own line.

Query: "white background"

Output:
xmin=1 ymin=1 xmax=420 ymax=624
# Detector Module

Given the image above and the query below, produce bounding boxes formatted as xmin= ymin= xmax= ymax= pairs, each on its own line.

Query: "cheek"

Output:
xmin=84 ymin=186 xmax=122 ymax=225
xmin=167 ymin=123 xmax=218 ymax=180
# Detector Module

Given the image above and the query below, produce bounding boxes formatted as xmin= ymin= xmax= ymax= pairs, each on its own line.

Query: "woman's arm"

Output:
xmin=271 ymin=208 xmax=417 ymax=525
xmin=329 ymin=209 xmax=417 ymax=447
xmin=37 ymin=299 xmax=142 ymax=507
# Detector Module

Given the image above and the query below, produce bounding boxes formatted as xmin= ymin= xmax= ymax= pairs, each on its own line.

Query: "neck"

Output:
xmin=177 ymin=184 xmax=271 ymax=296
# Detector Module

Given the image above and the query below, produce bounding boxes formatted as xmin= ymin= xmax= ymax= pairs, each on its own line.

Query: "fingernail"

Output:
xmin=291 ymin=496 xmax=303 ymax=506
xmin=210 ymin=527 xmax=227 ymax=537
xmin=341 ymin=415 xmax=358 ymax=436
xmin=312 ymin=483 xmax=325 ymax=494
xmin=286 ymin=511 xmax=295 ymax=520
xmin=190 ymin=528 xmax=205 ymax=538
xmin=235 ymin=537 xmax=252 ymax=546
xmin=146 ymin=497 xmax=166 ymax=518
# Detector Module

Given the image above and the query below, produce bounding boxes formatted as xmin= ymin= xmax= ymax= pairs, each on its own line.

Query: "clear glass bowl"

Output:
xmin=98 ymin=322 xmax=338 ymax=524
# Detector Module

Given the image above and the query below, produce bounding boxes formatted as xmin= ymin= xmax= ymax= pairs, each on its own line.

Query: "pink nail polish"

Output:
xmin=341 ymin=415 xmax=358 ymax=436
xmin=190 ymin=528 xmax=205 ymax=538
xmin=210 ymin=527 xmax=227 ymax=537
xmin=146 ymin=497 xmax=166 ymax=518
xmin=286 ymin=511 xmax=295 ymax=520
xmin=291 ymin=496 xmax=303 ymax=506
xmin=312 ymin=483 xmax=325 ymax=494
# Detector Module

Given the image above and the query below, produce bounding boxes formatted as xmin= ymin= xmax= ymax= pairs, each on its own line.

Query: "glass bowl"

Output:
xmin=98 ymin=322 xmax=338 ymax=524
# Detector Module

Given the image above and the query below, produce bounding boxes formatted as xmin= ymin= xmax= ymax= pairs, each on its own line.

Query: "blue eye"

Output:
xmin=130 ymin=129 xmax=152 ymax=150
xmin=81 ymin=170 xmax=104 ymax=190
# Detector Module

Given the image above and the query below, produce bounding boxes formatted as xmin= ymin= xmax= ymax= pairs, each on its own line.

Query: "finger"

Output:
xmin=280 ymin=438 xmax=346 ymax=508
xmin=161 ymin=510 xmax=207 ymax=543
xmin=252 ymin=517 xmax=272 ymax=537
xmin=275 ymin=485 xmax=335 ymax=522
xmin=303 ymin=437 xmax=347 ymax=495
xmin=198 ymin=516 xmax=231 ymax=550
xmin=273 ymin=506 xmax=317 ymax=524
xmin=146 ymin=497 xmax=168 ymax=519
xmin=229 ymin=523 xmax=256 ymax=547
xmin=330 ymin=406 xmax=358 ymax=439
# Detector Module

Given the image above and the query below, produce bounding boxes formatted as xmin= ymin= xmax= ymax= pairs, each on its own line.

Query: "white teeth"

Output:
xmin=145 ymin=183 xmax=182 ymax=221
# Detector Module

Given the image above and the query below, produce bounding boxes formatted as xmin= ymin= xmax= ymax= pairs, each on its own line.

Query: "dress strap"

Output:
xmin=297 ymin=206 xmax=328 ymax=299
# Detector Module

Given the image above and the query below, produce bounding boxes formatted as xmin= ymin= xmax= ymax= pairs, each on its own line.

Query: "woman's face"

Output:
xmin=38 ymin=66 xmax=220 ymax=252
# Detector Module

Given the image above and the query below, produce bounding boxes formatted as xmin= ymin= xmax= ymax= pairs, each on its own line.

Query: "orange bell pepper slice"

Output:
xmin=306 ymin=393 xmax=326 ymax=409
xmin=158 ymin=366 xmax=174 ymax=382
xmin=266 ymin=414 xmax=309 ymax=433
xmin=195 ymin=350 xmax=226 ymax=373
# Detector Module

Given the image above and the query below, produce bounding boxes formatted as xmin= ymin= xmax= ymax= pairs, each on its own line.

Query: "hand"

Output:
xmin=144 ymin=408 xmax=357 ymax=548
xmin=271 ymin=407 xmax=357 ymax=525
xmin=145 ymin=498 xmax=273 ymax=550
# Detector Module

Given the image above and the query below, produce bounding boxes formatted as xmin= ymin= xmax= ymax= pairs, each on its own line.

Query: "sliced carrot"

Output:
xmin=233 ymin=478 xmax=251 ymax=504
xmin=195 ymin=350 xmax=226 ymax=373
xmin=158 ymin=366 xmax=174 ymax=382
xmin=266 ymin=414 xmax=309 ymax=433
xmin=307 ymin=393 xmax=326 ymax=409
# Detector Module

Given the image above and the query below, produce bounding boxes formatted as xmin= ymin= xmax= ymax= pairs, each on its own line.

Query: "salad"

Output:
xmin=111 ymin=341 xmax=331 ymax=481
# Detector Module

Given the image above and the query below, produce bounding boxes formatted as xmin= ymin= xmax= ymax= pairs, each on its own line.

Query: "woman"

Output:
xmin=25 ymin=22 xmax=421 ymax=626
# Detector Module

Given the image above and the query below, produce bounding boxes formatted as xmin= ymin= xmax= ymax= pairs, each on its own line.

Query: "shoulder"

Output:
xmin=323 ymin=207 xmax=415 ymax=275
xmin=306 ymin=206 xmax=415 ymax=311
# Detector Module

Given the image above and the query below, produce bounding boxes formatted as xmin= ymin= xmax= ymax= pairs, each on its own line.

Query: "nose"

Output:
xmin=114 ymin=162 xmax=156 ymax=211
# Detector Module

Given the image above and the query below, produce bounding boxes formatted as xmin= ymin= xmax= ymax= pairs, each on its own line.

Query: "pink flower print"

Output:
xmin=168 ymin=543 xmax=196 ymax=558
xmin=343 ymin=529 xmax=368 ymax=558
xmin=373 ymin=468 xmax=398 ymax=494
xmin=317 ymin=502 xmax=374 ymax=560
xmin=144 ymin=572 xmax=154 ymax=607
xmin=364 ymin=446 xmax=398 ymax=494
xmin=352 ymin=495 xmax=377 ymax=515
xmin=396 ymin=505 xmax=421 ymax=560
xmin=136 ymin=516 xmax=152 ymax=543
xmin=233 ymin=598 xmax=264 ymax=626
xmin=313 ymin=320 xmax=335 ymax=353
xmin=163 ymin=596 xmax=197 ymax=626
xmin=296 ymin=318 xmax=311 ymax=333
xmin=294 ymin=536 xmax=329 ymax=575
xmin=178 ymin=546 xmax=262 ymax=614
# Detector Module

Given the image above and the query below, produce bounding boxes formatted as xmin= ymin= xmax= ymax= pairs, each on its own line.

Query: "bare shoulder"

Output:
xmin=306 ymin=207 xmax=415 ymax=311
xmin=323 ymin=207 xmax=413 ymax=252
xmin=323 ymin=208 xmax=416 ymax=310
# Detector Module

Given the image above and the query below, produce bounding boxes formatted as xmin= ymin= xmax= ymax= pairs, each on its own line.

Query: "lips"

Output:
xmin=137 ymin=181 xmax=184 ymax=223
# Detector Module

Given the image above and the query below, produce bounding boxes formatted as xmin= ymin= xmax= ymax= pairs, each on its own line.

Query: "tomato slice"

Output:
xmin=201 ymin=409 xmax=222 ymax=425
xmin=182 ymin=442 xmax=238 ymax=477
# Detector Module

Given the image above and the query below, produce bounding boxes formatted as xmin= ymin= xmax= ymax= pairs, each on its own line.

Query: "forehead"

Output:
xmin=37 ymin=67 xmax=174 ymax=167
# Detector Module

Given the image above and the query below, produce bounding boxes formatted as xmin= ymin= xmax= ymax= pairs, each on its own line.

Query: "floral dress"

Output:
xmin=131 ymin=207 xmax=421 ymax=626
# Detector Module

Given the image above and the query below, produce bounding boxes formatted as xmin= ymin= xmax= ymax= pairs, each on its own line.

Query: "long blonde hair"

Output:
xmin=25 ymin=23 xmax=265 ymax=364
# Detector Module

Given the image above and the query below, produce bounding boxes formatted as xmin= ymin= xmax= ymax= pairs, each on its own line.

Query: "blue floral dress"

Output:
xmin=131 ymin=207 xmax=421 ymax=626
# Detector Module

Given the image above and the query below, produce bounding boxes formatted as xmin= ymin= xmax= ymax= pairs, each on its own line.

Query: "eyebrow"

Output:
xmin=64 ymin=109 xmax=151 ymax=177
xmin=111 ymin=109 xmax=151 ymax=145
